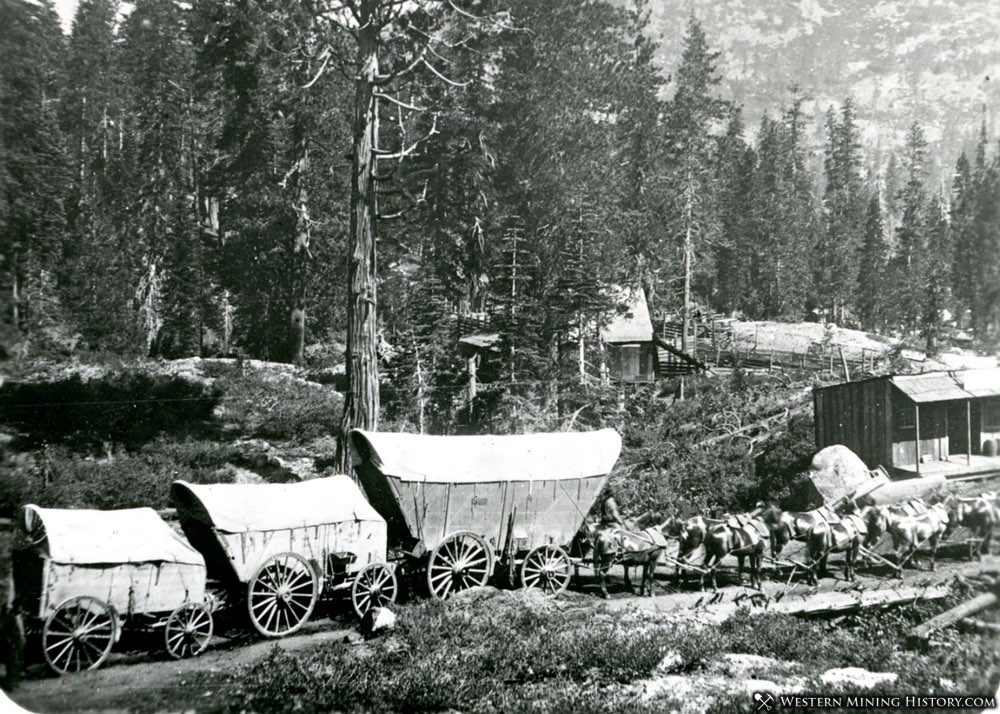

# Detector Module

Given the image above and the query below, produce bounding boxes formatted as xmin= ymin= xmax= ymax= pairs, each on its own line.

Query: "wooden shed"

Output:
xmin=600 ymin=287 xmax=659 ymax=383
xmin=813 ymin=367 xmax=1000 ymax=478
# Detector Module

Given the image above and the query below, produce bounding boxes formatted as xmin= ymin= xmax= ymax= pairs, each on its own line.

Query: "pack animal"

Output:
xmin=943 ymin=493 xmax=997 ymax=560
xmin=804 ymin=513 xmax=867 ymax=584
xmin=862 ymin=501 xmax=949 ymax=575
xmin=576 ymin=512 xmax=667 ymax=599
xmin=700 ymin=516 xmax=769 ymax=591
xmin=660 ymin=515 xmax=710 ymax=583
xmin=758 ymin=503 xmax=839 ymax=559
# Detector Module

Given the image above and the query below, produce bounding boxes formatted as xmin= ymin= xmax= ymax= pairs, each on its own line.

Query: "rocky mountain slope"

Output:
xmin=642 ymin=0 xmax=1000 ymax=171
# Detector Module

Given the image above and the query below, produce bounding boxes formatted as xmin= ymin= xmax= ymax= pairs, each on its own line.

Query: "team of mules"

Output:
xmin=578 ymin=489 xmax=998 ymax=595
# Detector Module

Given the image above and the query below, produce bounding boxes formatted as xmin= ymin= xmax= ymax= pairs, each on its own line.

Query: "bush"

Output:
xmin=212 ymin=367 xmax=343 ymax=444
xmin=0 ymin=439 xmax=238 ymax=513
xmin=0 ymin=371 xmax=220 ymax=450
xmin=232 ymin=595 xmax=713 ymax=713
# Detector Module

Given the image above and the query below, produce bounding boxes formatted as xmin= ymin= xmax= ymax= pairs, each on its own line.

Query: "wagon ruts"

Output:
xmin=349 ymin=428 xmax=622 ymax=598
xmin=11 ymin=506 xmax=213 ymax=675
xmin=171 ymin=475 xmax=397 ymax=638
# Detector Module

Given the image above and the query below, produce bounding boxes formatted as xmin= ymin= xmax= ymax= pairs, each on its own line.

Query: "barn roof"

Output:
xmin=600 ymin=287 xmax=654 ymax=344
xmin=17 ymin=506 xmax=205 ymax=566
xmin=349 ymin=428 xmax=622 ymax=484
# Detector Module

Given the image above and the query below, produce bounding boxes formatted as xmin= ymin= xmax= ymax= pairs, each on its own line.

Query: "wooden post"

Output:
xmin=838 ymin=346 xmax=850 ymax=382
xmin=967 ymin=399 xmax=973 ymax=466
xmin=914 ymin=404 xmax=921 ymax=475
xmin=829 ymin=351 xmax=835 ymax=376
xmin=468 ymin=353 xmax=478 ymax=406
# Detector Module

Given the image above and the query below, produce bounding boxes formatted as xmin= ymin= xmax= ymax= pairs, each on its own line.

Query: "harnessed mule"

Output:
xmin=758 ymin=503 xmax=840 ymax=559
xmin=700 ymin=516 xmax=769 ymax=591
xmin=943 ymin=494 xmax=997 ymax=560
xmin=863 ymin=502 xmax=949 ymax=575
xmin=661 ymin=515 xmax=711 ymax=583
xmin=805 ymin=513 xmax=866 ymax=584
xmin=576 ymin=513 xmax=668 ymax=599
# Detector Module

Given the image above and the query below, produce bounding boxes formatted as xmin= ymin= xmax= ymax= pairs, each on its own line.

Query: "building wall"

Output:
xmin=607 ymin=342 xmax=657 ymax=383
xmin=813 ymin=379 xmax=891 ymax=468
xmin=981 ymin=397 xmax=1000 ymax=447
xmin=890 ymin=393 xmax=948 ymax=466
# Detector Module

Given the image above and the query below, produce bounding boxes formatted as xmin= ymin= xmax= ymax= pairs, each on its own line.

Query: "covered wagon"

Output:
xmin=12 ymin=505 xmax=212 ymax=674
xmin=349 ymin=428 xmax=622 ymax=598
xmin=171 ymin=475 xmax=396 ymax=636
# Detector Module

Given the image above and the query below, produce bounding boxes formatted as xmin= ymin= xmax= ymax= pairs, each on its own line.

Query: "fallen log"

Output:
xmin=963 ymin=618 xmax=1000 ymax=633
xmin=694 ymin=403 xmax=811 ymax=448
xmin=911 ymin=592 xmax=999 ymax=639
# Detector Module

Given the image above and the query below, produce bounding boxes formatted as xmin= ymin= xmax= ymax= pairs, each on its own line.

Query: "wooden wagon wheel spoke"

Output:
xmin=520 ymin=546 xmax=571 ymax=596
xmin=43 ymin=597 xmax=117 ymax=675
xmin=351 ymin=563 xmax=398 ymax=618
xmin=165 ymin=602 xmax=213 ymax=659
xmin=426 ymin=532 xmax=493 ymax=600
xmin=247 ymin=552 xmax=318 ymax=638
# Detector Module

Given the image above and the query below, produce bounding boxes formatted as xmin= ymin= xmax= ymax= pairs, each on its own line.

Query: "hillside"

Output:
xmin=640 ymin=0 xmax=1000 ymax=171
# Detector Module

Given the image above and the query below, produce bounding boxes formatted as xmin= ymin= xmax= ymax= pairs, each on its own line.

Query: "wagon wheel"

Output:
xmin=43 ymin=596 xmax=117 ymax=675
xmin=426 ymin=532 xmax=493 ymax=600
xmin=519 ymin=545 xmax=572 ymax=596
xmin=350 ymin=563 xmax=399 ymax=619
xmin=165 ymin=602 xmax=214 ymax=659
xmin=247 ymin=552 xmax=318 ymax=637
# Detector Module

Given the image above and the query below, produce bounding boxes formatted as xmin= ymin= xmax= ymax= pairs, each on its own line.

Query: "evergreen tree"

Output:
xmin=0 ymin=0 xmax=71 ymax=348
xmin=919 ymin=196 xmax=951 ymax=351
xmin=714 ymin=107 xmax=754 ymax=315
xmin=816 ymin=98 xmax=865 ymax=322
xmin=659 ymin=15 xmax=726 ymax=352
xmin=856 ymin=191 xmax=889 ymax=330
xmin=890 ymin=122 xmax=929 ymax=333
xmin=61 ymin=0 xmax=141 ymax=353
xmin=950 ymin=150 xmax=975 ymax=330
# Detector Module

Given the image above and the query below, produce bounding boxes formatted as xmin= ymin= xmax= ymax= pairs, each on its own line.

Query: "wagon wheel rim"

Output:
xmin=43 ymin=596 xmax=117 ymax=675
xmin=520 ymin=545 xmax=571 ymax=596
xmin=247 ymin=552 xmax=318 ymax=637
xmin=351 ymin=563 xmax=399 ymax=619
xmin=165 ymin=602 xmax=214 ymax=659
xmin=427 ymin=532 xmax=493 ymax=600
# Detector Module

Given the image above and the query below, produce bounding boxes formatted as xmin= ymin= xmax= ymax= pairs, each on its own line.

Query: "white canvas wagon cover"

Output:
xmin=349 ymin=428 xmax=622 ymax=483
xmin=17 ymin=505 xmax=204 ymax=566
xmin=171 ymin=475 xmax=384 ymax=533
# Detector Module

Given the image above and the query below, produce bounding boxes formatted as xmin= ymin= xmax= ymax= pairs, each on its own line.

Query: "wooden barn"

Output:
xmin=813 ymin=367 xmax=1000 ymax=478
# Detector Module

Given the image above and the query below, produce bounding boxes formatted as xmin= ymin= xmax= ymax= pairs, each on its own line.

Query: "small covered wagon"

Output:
xmin=171 ymin=475 xmax=395 ymax=637
xmin=349 ymin=428 xmax=622 ymax=598
xmin=12 ymin=505 xmax=212 ymax=675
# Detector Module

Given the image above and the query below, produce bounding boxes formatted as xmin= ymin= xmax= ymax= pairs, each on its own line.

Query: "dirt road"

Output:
xmin=8 ymin=548 xmax=999 ymax=714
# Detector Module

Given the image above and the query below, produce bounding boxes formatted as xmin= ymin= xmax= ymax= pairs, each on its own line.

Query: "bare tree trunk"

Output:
xmin=337 ymin=1 xmax=380 ymax=475
xmin=290 ymin=122 xmax=310 ymax=365
xmin=681 ymin=167 xmax=693 ymax=356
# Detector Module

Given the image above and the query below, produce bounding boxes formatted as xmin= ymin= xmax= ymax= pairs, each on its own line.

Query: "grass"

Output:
xmin=215 ymin=590 xmax=1000 ymax=714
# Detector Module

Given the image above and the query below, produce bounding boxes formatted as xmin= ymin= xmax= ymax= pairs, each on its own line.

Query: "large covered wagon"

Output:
xmin=349 ymin=428 xmax=622 ymax=598
xmin=171 ymin=475 xmax=396 ymax=636
xmin=12 ymin=505 xmax=212 ymax=674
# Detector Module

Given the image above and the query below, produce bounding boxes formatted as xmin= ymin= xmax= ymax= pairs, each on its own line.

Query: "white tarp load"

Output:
xmin=349 ymin=428 xmax=622 ymax=484
xmin=18 ymin=505 xmax=204 ymax=566
xmin=171 ymin=475 xmax=384 ymax=533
